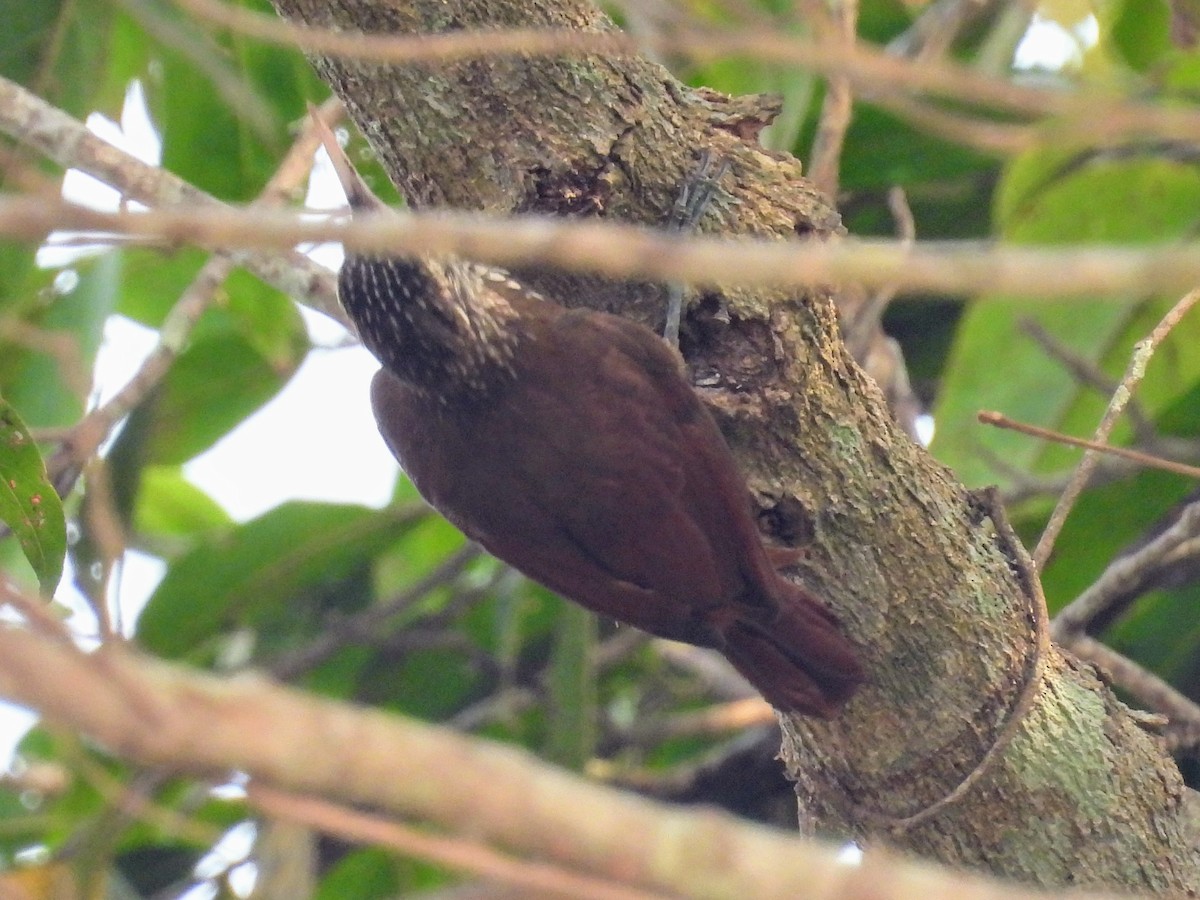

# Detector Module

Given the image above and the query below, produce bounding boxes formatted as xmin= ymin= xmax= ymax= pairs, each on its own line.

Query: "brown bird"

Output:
xmin=314 ymin=114 xmax=862 ymax=716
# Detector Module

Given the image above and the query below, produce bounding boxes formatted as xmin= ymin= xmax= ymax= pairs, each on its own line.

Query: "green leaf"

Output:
xmin=137 ymin=502 xmax=428 ymax=658
xmin=4 ymin=254 xmax=122 ymax=429
xmin=134 ymin=332 xmax=292 ymax=465
xmin=314 ymin=849 xmax=402 ymax=900
xmin=133 ymin=465 xmax=232 ymax=543
xmin=12 ymin=729 xmax=113 ymax=855
xmin=857 ymin=0 xmax=913 ymax=42
xmin=1031 ymin=468 xmax=1193 ymax=606
xmin=144 ymin=0 xmax=326 ymax=202
xmin=191 ymin=269 xmax=309 ymax=370
xmin=932 ymin=151 xmax=1200 ymax=487
xmin=837 ymin=105 xmax=997 ymax=192
xmin=105 ymin=267 xmax=309 ymax=468
xmin=1002 ymin=155 xmax=1200 ymax=246
xmin=359 ymin=643 xmax=482 ymax=718
xmin=1110 ymin=0 xmax=1171 ymax=73
xmin=1108 ymin=583 xmax=1200 ymax=693
xmin=544 ymin=602 xmax=598 ymax=770
xmin=0 ymin=0 xmax=124 ymax=117
xmin=0 ymin=780 xmax=41 ymax=859
xmin=113 ymin=248 xmax=212 ymax=327
xmin=0 ymin=397 xmax=66 ymax=594
xmin=931 ymin=295 xmax=1130 ymax=487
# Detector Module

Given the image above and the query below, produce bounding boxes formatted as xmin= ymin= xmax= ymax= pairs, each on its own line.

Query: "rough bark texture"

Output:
xmin=270 ymin=0 xmax=1200 ymax=891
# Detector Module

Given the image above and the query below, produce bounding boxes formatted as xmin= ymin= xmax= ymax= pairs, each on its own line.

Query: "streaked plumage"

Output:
xmin=315 ymin=112 xmax=862 ymax=715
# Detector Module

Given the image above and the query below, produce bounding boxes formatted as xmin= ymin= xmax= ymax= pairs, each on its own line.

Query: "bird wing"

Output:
xmin=370 ymin=307 xmax=777 ymax=640
xmin=370 ymin=370 xmax=719 ymax=645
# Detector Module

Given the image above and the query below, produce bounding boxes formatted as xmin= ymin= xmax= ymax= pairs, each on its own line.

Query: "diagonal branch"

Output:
xmin=0 ymin=75 xmax=342 ymax=326
xmin=0 ymin=622 xmax=1128 ymax=900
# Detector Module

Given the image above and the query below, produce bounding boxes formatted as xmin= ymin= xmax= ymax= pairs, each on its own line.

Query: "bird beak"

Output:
xmin=307 ymin=101 xmax=388 ymax=213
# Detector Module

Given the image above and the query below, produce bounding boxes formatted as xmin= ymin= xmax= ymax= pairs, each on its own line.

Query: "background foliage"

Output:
xmin=2 ymin=0 xmax=1198 ymax=895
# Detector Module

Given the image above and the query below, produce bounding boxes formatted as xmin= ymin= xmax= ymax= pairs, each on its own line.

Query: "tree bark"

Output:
xmin=269 ymin=0 xmax=1200 ymax=891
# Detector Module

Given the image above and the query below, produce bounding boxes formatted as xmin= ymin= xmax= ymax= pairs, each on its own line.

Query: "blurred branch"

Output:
xmin=804 ymin=0 xmax=858 ymax=197
xmin=869 ymin=92 xmax=1032 ymax=155
xmin=615 ymin=698 xmax=775 ymax=746
xmin=117 ymin=0 xmax=279 ymax=139
xmin=170 ymin=0 xmax=1200 ymax=147
xmin=841 ymin=187 xmax=922 ymax=438
xmin=0 ymin=76 xmax=342 ymax=325
xmin=0 ymin=621 xmax=1129 ymax=900
xmin=653 ymin=640 xmax=756 ymax=701
xmin=12 ymin=196 xmax=1200 ymax=300
xmin=266 ymin=519 xmax=473 ymax=679
xmin=888 ymin=0 xmax=1006 ymax=59
xmin=247 ymin=784 xmax=662 ymax=900
xmin=50 ymin=97 xmax=344 ymax=482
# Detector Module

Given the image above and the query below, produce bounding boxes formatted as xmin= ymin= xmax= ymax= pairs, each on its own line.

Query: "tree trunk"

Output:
xmin=270 ymin=0 xmax=1200 ymax=890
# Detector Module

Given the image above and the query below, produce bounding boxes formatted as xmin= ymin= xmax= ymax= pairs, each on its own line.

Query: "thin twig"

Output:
xmin=78 ymin=458 xmax=123 ymax=640
xmin=1052 ymin=501 xmax=1200 ymax=640
xmin=844 ymin=186 xmax=916 ymax=360
xmin=871 ymin=92 xmax=1033 ymax=155
xmin=978 ymin=411 xmax=1200 ymax=481
xmin=54 ymin=98 xmax=344 ymax=478
xmin=1068 ymin=636 xmax=1200 ymax=737
xmin=617 ymin=699 xmax=775 ymax=745
xmin=888 ymin=0 xmax=1006 ymax=60
xmin=1034 ymin=289 xmax=1200 ymax=569
xmin=246 ymin=783 xmax=667 ymax=900
xmin=653 ymin=640 xmax=755 ymax=701
xmin=804 ymin=0 xmax=858 ymax=198
xmin=267 ymin=541 xmax=479 ymax=679
xmin=1019 ymin=319 xmax=1158 ymax=443
xmin=0 ymin=577 xmax=75 ymax=641
xmin=66 ymin=745 xmax=220 ymax=847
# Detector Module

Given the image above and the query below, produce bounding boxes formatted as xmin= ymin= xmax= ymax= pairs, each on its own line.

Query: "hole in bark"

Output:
xmin=760 ymin=496 xmax=816 ymax=547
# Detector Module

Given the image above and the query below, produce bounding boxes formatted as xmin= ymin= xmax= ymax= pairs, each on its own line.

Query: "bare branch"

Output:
xmin=10 ymin=197 xmax=1200 ymax=301
xmin=977 ymin=412 xmax=1200 ymax=481
xmin=247 ymin=784 xmax=664 ymax=900
xmin=1053 ymin=501 xmax=1200 ymax=640
xmin=169 ymin=1 xmax=1200 ymax=148
xmin=0 ymin=75 xmax=340 ymax=324
xmin=1035 ymin=289 xmax=1200 ymax=568
xmin=1068 ymin=637 xmax=1200 ymax=738
xmin=0 ymin=622 xmax=1129 ymax=900
xmin=804 ymin=0 xmax=858 ymax=197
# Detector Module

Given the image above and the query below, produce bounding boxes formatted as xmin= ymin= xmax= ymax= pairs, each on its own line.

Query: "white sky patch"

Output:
xmin=39 ymin=82 xmax=162 ymax=269
xmin=95 ymin=314 xmax=160 ymax=406
xmin=182 ymin=333 xmax=399 ymax=522
xmin=1014 ymin=12 xmax=1099 ymax=71
xmin=180 ymin=128 xmax=400 ymax=522
xmin=837 ymin=842 xmax=863 ymax=865
xmin=915 ymin=413 xmax=935 ymax=447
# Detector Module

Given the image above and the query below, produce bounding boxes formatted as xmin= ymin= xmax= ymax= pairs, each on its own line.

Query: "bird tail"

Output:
xmin=720 ymin=582 xmax=863 ymax=717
